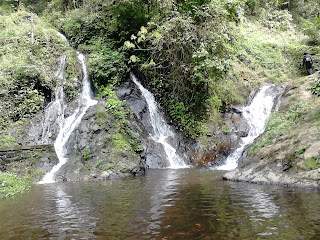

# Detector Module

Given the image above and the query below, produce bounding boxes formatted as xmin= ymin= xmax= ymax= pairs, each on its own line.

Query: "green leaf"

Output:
xmin=129 ymin=55 xmax=139 ymax=63
xmin=140 ymin=26 xmax=147 ymax=35
xmin=123 ymin=41 xmax=135 ymax=50
xmin=149 ymin=59 xmax=155 ymax=66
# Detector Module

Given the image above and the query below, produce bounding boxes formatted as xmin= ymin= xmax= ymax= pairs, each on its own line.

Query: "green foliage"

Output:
xmin=0 ymin=10 xmax=73 ymax=130
xmin=300 ymin=17 xmax=320 ymax=45
xmin=96 ymin=160 xmax=112 ymax=171
xmin=295 ymin=145 xmax=308 ymax=158
xmin=45 ymin=0 xmax=153 ymax=46
xmin=112 ymin=133 xmax=130 ymax=151
xmin=0 ymin=172 xmax=30 ymax=199
xmin=126 ymin=1 xmax=243 ymax=137
xmin=0 ymin=136 xmax=18 ymax=147
xmin=102 ymin=86 xmax=143 ymax=154
xmin=82 ymin=149 xmax=91 ymax=162
xmin=46 ymin=4 xmax=127 ymax=88
xmin=308 ymin=77 xmax=320 ymax=97
xmin=110 ymin=0 xmax=151 ymax=44
xmin=105 ymin=97 xmax=127 ymax=122
xmin=238 ymin=19 xmax=303 ymax=82
xmin=249 ymin=137 xmax=272 ymax=156
xmin=56 ymin=8 xmax=98 ymax=47
xmin=262 ymin=10 xmax=293 ymax=30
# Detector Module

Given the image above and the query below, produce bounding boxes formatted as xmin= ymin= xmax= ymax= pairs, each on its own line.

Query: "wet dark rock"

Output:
xmin=52 ymin=99 xmax=146 ymax=182
xmin=116 ymin=77 xmax=188 ymax=169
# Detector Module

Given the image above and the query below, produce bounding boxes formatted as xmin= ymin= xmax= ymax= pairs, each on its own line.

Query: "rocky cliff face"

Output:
xmin=3 ymin=72 xmax=294 ymax=183
xmin=116 ymin=75 xmax=261 ymax=168
xmin=116 ymin=78 xmax=191 ymax=168
xmin=5 ymin=86 xmax=146 ymax=182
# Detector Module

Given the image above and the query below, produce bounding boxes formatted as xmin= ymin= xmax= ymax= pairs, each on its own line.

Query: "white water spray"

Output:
xmin=217 ymin=84 xmax=281 ymax=171
xmin=130 ymin=73 xmax=188 ymax=168
xmin=39 ymin=53 xmax=97 ymax=184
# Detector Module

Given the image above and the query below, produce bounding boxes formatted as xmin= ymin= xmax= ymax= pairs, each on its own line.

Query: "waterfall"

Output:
xmin=39 ymin=55 xmax=66 ymax=144
xmin=217 ymin=84 xmax=283 ymax=171
xmin=39 ymin=53 xmax=97 ymax=184
xmin=130 ymin=73 xmax=188 ymax=168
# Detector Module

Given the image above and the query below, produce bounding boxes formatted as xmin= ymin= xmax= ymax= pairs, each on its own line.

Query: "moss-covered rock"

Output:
xmin=52 ymin=89 xmax=146 ymax=182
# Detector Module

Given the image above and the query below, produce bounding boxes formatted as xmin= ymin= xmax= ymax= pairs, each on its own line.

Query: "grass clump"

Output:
xmin=96 ymin=160 xmax=112 ymax=171
xmin=304 ymin=158 xmax=320 ymax=170
xmin=0 ymin=136 xmax=19 ymax=147
xmin=0 ymin=172 xmax=31 ymax=199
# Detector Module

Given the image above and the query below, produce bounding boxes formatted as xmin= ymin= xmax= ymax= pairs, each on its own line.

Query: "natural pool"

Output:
xmin=0 ymin=169 xmax=320 ymax=239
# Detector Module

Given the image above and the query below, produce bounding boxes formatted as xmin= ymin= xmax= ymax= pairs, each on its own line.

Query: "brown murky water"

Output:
xmin=0 ymin=168 xmax=320 ymax=239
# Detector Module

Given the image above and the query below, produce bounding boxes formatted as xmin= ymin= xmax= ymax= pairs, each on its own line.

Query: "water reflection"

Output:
xmin=36 ymin=183 xmax=98 ymax=239
xmin=230 ymin=185 xmax=281 ymax=236
xmin=242 ymin=187 xmax=279 ymax=220
xmin=0 ymin=169 xmax=320 ymax=239
xmin=146 ymin=169 xmax=182 ymax=235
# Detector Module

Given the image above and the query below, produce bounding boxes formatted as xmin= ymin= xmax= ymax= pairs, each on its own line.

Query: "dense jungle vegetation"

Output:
xmin=0 ymin=0 xmax=319 ymax=139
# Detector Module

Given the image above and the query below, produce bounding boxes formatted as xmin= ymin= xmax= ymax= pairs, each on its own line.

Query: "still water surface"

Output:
xmin=0 ymin=169 xmax=320 ymax=239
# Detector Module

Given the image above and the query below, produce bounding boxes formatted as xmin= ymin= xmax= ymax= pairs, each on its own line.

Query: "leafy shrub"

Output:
xmin=125 ymin=1 xmax=242 ymax=137
xmin=262 ymin=10 xmax=293 ymax=30
xmin=300 ymin=17 xmax=320 ymax=45
xmin=82 ymin=149 xmax=91 ymax=162
xmin=78 ymin=37 xmax=126 ymax=88
xmin=308 ymin=77 xmax=320 ymax=97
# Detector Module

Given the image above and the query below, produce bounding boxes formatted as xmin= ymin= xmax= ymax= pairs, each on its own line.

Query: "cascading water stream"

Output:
xmin=39 ymin=53 xmax=97 ymax=184
xmin=217 ymin=84 xmax=283 ymax=171
xmin=39 ymin=54 xmax=66 ymax=144
xmin=130 ymin=73 xmax=188 ymax=168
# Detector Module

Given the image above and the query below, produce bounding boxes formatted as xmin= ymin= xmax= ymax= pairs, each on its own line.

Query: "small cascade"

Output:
xmin=39 ymin=53 xmax=97 ymax=184
xmin=130 ymin=73 xmax=188 ymax=168
xmin=39 ymin=55 xmax=66 ymax=144
xmin=217 ymin=84 xmax=284 ymax=171
xmin=57 ymin=32 xmax=68 ymax=44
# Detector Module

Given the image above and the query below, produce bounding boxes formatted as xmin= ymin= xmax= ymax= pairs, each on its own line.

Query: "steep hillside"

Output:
xmin=224 ymin=72 xmax=320 ymax=188
xmin=0 ymin=10 xmax=80 ymax=138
